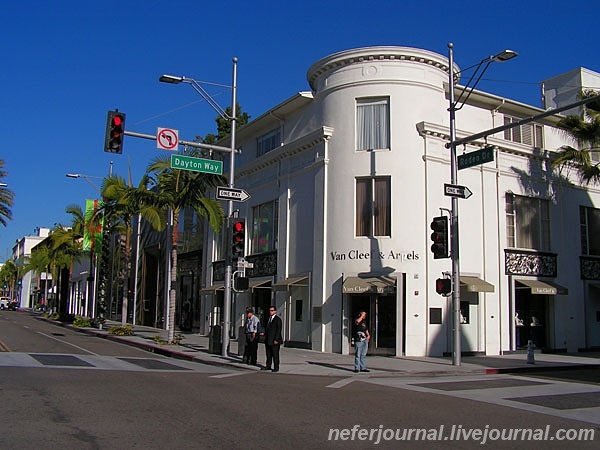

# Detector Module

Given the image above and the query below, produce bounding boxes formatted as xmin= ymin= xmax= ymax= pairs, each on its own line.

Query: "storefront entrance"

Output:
xmin=515 ymin=288 xmax=548 ymax=349
xmin=350 ymin=294 xmax=396 ymax=355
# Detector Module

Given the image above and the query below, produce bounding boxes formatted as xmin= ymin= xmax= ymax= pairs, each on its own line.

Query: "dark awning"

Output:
xmin=516 ymin=279 xmax=568 ymax=295
xmin=342 ymin=276 xmax=396 ymax=294
xmin=199 ymin=282 xmax=224 ymax=294
xmin=272 ymin=276 xmax=309 ymax=291
xmin=249 ymin=279 xmax=271 ymax=291
xmin=460 ymin=276 xmax=495 ymax=293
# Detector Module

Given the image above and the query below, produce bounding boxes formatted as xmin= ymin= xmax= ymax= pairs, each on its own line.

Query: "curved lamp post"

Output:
xmin=447 ymin=43 xmax=517 ymax=366
xmin=160 ymin=59 xmax=238 ymax=357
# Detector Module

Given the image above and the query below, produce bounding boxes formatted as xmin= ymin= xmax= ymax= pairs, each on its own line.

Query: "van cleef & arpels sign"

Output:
xmin=330 ymin=249 xmax=420 ymax=262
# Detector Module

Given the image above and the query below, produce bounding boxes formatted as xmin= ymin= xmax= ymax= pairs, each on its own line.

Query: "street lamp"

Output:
xmin=160 ymin=58 xmax=238 ymax=357
xmin=447 ymin=43 xmax=517 ymax=366
xmin=66 ymin=173 xmax=103 ymax=192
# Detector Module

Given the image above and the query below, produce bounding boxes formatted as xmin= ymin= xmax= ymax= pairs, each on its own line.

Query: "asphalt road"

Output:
xmin=1 ymin=311 xmax=598 ymax=449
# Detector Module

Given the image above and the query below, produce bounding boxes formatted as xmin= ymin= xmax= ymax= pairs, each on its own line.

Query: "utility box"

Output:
xmin=208 ymin=325 xmax=222 ymax=354
xmin=238 ymin=326 xmax=246 ymax=356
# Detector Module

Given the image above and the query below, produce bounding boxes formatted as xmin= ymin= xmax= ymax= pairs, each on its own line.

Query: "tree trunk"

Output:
xmin=121 ymin=226 xmax=132 ymax=326
xmin=167 ymin=220 xmax=178 ymax=343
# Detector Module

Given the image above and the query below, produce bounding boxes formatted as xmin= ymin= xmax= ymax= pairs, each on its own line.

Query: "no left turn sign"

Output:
xmin=157 ymin=127 xmax=179 ymax=150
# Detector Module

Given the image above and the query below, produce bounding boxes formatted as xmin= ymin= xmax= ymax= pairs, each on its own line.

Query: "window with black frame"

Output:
xmin=580 ymin=206 xmax=600 ymax=255
xmin=251 ymin=200 xmax=279 ymax=254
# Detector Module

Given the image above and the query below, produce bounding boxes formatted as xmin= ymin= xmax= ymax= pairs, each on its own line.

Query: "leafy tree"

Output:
xmin=552 ymin=90 xmax=600 ymax=184
xmin=145 ymin=148 xmax=226 ymax=343
xmin=0 ymin=159 xmax=15 ymax=227
xmin=197 ymin=103 xmax=250 ymax=143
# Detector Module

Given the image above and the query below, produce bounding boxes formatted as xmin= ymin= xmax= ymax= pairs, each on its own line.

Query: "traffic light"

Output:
xmin=104 ymin=110 xmax=126 ymax=154
xmin=436 ymin=278 xmax=452 ymax=296
xmin=430 ymin=216 xmax=449 ymax=259
xmin=231 ymin=219 xmax=245 ymax=259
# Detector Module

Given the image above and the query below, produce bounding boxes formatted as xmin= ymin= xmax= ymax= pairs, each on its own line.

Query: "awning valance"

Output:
xmin=516 ymin=279 xmax=568 ymax=295
xmin=272 ymin=276 xmax=309 ymax=291
xmin=199 ymin=282 xmax=224 ymax=294
xmin=342 ymin=276 xmax=396 ymax=294
xmin=460 ymin=276 xmax=495 ymax=293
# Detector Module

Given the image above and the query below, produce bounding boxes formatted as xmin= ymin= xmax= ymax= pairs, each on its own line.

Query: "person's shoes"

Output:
xmin=353 ymin=369 xmax=359 ymax=373
xmin=272 ymin=369 xmax=279 ymax=373
xmin=261 ymin=367 xmax=271 ymax=371
xmin=360 ymin=369 xmax=370 ymax=373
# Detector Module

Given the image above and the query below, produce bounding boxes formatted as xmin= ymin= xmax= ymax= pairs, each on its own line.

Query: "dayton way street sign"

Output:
xmin=444 ymin=183 xmax=472 ymax=199
xmin=216 ymin=186 xmax=251 ymax=202
xmin=457 ymin=146 xmax=495 ymax=170
xmin=170 ymin=154 xmax=223 ymax=175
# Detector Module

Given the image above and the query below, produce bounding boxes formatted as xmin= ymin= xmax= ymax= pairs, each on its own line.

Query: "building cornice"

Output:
xmin=237 ymin=126 xmax=334 ymax=177
xmin=307 ymin=46 xmax=453 ymax=92
xmin=416 ymin=121 xmax=554 ymax=160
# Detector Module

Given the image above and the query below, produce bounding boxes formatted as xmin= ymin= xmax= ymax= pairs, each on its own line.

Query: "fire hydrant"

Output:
xmin=526 ymin=340 xmax=535 ymax=364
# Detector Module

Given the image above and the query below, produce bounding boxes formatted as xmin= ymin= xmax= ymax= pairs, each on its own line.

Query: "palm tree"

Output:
xmin=145 ymin=150 xmax=225 ymax=343
xmin=25 ymin=245 xmax=51 ymax=308
xmin=0 ymin=259 xmax=19 ymax=299
xmin=552 ymin=90 xmax=600 ymax=184
xmin=49 ymin=205 xmax=88 ymax=318
xmin=0 ymin=159 xmax=15 ymax=227
xmin=97 ymin=174 xmax=164 ymax=325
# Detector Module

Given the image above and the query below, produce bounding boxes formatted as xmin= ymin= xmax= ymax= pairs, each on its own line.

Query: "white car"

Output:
xmin=0 ymin=297 xmax=10 ymax=310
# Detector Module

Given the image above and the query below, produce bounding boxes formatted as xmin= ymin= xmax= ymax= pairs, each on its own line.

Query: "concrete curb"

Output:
xmin=34 ymin=316 xmax=600 ymax=377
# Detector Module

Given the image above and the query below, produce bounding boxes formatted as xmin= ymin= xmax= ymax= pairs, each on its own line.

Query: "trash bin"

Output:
xmin=238 ymin=326 xmax=246 ymax=356
xmin=209 ymin=325 xmax=222 ymax=354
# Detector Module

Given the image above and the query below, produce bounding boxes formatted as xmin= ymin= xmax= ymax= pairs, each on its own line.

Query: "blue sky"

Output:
xmin=1 ymin=0 xmax=598 ymax=261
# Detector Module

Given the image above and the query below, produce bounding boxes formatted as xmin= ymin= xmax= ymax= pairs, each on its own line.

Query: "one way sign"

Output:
xmin=216 ymin=186 xmax=251 ymax=202
xmin=444 ymin=183 xmax=472 ymax=199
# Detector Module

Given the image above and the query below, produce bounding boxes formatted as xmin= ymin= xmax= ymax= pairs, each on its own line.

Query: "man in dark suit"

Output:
xmin=263 ymin=305 xmax=283 ymax=372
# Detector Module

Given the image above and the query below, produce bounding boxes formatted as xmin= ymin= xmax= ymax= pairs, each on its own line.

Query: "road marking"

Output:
xmin=326 ymin=377 xmax=357 ymax=389
xmin=0 ymin=338 xmax=10 ymax=352
xmin=37 ymin=331 xmax=99 ymax=356
xmin=210 ymin=372 xmax=248 ymax=379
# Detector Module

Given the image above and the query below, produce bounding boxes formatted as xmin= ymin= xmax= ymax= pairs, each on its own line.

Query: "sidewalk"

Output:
xmin=46 ymin=318 xmax=600 ymax=377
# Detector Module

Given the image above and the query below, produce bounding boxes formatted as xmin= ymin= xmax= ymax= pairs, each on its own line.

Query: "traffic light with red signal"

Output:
xmin=430 ymin=216 xmax=449 ymax=259
xmin=231 ymin=219 xmax=245 ymax=259
xmin=104 ymin=110 xmax=126 ymax=154
xmin=436 ymin=278 xmax=452 ymax=296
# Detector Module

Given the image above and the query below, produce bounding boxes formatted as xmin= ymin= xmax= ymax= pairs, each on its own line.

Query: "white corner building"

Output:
xmin=201 ymin=46 xmax=600 ymax=357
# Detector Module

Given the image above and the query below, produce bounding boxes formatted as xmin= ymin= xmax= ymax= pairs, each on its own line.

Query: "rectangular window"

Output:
xmin=504 ymin=116 xmax=544 ymax=148
xmin=257 ymin=128 xmax=281 ymax=157
xmin=356 ymin=97 xmax=390 ymax=151
xmin=251 ymin=200 xmax=279 ymax=254
xmin=356 ymin=176 xmax=391 ymax=237
xmin=580 ymin=206 xmax=600 ymax=256
xmin=214 ymin=223 xmax=227 ymax=261
xmin=295 ymin=300 xmax=303 ymax=321
xmin=505 ymin=193 xmax=550 ymax=250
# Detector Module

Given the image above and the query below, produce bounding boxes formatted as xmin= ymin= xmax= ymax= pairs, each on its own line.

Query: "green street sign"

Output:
xmin=170 ymin=154 xmax=223 ymax=175
xmin=457 ymin=146 xmax=495 ymax=170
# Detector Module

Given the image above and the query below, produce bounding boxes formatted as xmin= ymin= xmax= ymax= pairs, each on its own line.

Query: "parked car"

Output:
xmin=0 ymin=297 xmax=10 ymax=310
